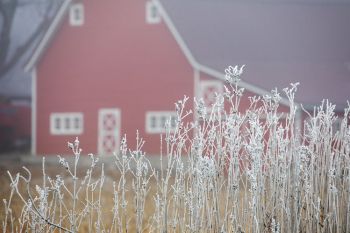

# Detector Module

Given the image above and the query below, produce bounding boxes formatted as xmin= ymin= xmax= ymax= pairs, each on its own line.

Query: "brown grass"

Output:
xmin=0 ymin=159 xmax=248 ymax=233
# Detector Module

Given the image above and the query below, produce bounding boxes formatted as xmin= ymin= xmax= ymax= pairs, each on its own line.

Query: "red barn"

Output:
xmin=25 ymin=0 xmax=350 ymax=155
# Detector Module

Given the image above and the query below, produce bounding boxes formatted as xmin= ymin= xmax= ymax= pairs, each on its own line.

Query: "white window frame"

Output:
xmin=146 ymin=1 xmax=161 ymax=24
xmin=50 ymin=112 xmax=83 ymax=135
xmin=304 ymin=116 xmax=344 ymax=136
xmin=69 ymin=3 xmax=84 ymax=26
xmin=333 ymin=117 xmax=344 ymax=133
xmin=199 ymin=80 xmax=223 ymax=110
xmin=146 ymin=111 xmax=177 ymax=134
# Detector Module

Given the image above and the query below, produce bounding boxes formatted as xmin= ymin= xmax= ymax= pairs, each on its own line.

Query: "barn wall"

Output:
xmin=36 ymin=0 xmax=193 ymax=155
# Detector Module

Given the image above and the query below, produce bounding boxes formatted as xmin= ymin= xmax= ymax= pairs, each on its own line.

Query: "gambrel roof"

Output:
xmin=26 ymin=0 xmax=350 ymax=109
xmin=157 ymin=0 xmax=350 ymax=109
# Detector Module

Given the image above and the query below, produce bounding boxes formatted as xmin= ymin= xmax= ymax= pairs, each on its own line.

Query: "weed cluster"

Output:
xmin=2 ymin=66 xmax=350 ymax=232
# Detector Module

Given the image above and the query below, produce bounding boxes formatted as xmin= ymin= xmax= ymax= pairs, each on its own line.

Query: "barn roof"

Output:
xmin=157 ymin=0 xmax=350 ymax=109
xmin=25 ymin=0 xmax=350 ymax=109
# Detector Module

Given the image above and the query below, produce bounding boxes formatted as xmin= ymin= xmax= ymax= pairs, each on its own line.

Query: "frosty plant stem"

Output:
xmin=2 ymin=65 xmax=350 ymax=233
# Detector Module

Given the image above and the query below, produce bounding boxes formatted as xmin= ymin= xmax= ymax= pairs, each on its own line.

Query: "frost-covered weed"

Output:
xmin=2 ymin=65 xmax=350 ymax=233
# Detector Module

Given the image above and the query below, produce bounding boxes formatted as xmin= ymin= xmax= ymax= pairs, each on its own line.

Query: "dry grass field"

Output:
xmin=1 ymin=73 xmax=350 ymax=232
xmin=0 ymin=155 xmax=246 ymax=233
xmin=0 ymin=156 xmax=159 ymax=233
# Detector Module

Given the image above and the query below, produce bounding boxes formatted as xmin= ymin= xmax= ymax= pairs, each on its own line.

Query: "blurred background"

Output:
xmin=0 ymin=0 xmax=349 ymax=155
xmin=0 ymin=0 xmax=61 ymax=153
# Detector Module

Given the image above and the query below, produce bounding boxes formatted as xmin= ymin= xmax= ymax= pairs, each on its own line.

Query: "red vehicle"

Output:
xmin=0 ymin=101 xmax=31 ymax=152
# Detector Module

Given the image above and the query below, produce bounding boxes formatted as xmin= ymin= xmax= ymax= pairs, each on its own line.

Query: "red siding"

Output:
xmin=37 ymin=0 xmax=193 ymax=155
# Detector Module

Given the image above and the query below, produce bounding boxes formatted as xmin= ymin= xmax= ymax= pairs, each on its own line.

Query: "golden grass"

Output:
xmin=0 ymin=161 xmax=248 ymax=233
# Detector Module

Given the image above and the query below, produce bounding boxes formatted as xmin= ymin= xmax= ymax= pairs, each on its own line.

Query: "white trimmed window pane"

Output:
xmin=55 ymin=118 xmax=61 ymax=130
xmin=160 ymin=116 xmax=167 ymax=128
xmin=69 ymin=3 xmax=84 ymax=26
xmin=333 ymin=117 xmax=343 ymax=133
xmin=171 ymin=117 xmax=176 ymax=128
xmin=65 ymin=118 xmax=70 ymax=129
xmin=146 ymin=1 xmax=161 ymax=24
xmin=150 ymin=116 xmax=157 ymax=128
xmin=146 ymin=111 xmax=176 ymax=133
xmin=50 ymin=113 xmax=83 ymax=135
xmin=74 ymin=117 xmax=80 ymax=129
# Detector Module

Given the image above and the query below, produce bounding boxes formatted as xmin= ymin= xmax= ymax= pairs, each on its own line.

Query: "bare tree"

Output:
xmin=0 ymin=0 xmax=58 ymax=78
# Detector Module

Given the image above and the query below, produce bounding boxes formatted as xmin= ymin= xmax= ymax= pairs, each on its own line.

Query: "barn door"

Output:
xmin=98 ymin=108 xmax=121 ymax=155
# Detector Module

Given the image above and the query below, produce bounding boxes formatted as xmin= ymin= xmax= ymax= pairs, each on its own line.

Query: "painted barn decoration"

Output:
xmin=25 ymin=0 xmax=350 ymax=155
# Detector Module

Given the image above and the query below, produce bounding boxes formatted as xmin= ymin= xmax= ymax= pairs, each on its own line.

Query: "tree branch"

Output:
xmin=0 ymin=0 xmax=18 ymax=69
xmin=0 ymin=0 xmax=57 ymax=78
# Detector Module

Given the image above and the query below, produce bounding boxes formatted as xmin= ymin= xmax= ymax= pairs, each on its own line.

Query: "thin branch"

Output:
xmin=20 ymin=166 xmax=74 ymax=233
xmin=0 ymin=0 xmax=56 ymax=78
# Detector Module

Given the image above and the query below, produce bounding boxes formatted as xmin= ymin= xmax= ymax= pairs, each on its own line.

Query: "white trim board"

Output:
xmin=153 ymin=0 xmax=199 ymax=68
xmin=31 ymin=68 xmax=37 ymax=155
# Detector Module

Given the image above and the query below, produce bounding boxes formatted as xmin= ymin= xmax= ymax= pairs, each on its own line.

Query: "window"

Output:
xmin=50 ymin=113 xmax=83 ymax=135
xmin=146 ymin=111 xmax=177 ymax=133
xmin=333 ymin=117 xmax=344 ymax=133
xmin=69 ymin=3 xmax=84 ymax=26
xmin=304 ymin=116 xmax=344 ymax=136
xmin=146 ymin=1 xmax=161 ymax=24
xmin=199 ymin=80 xmax=223 ymax=110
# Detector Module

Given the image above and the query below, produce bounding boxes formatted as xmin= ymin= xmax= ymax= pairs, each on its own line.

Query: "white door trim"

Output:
xmin=98 ymin=108 xmax=121 ymax=156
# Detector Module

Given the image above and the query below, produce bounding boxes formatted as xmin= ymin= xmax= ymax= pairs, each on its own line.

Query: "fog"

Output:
xmin=0 ymin=0 xmax=349 ymax=154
